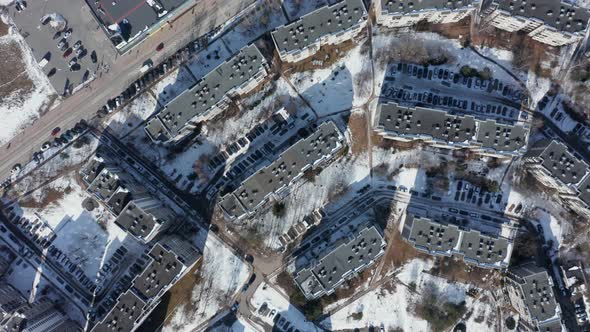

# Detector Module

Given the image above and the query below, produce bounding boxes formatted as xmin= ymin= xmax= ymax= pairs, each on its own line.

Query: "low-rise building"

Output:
xmin=376 ymin=0 xmax=479 ymax=28
xmin=145 ymin=44 xmax=268 ymax=143
xmin=485 ymin=0 xmax=590 ymax=47
xmin=271 ymin=0 xmax=367 ymax=63
xmin=505 ymin=262 xmax=563 ymax=332
xmin=219 ymin=121 xmax=345 ymax=219
xmin=294 ymin=223 xmax=386 ymax=299
xmin=374 ymin=102 xmax=529 ymax=157
xmin=401 ymin=214 xmax=512 ymax=269
xmin=523 ymin=139 xmax=590 ymax=219
xmin=114 ymin=196 xmax=177 ymax=243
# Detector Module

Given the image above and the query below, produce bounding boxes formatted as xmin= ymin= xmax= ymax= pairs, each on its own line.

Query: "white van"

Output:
xmin=38 ymin=58 xmax=49 ymax=68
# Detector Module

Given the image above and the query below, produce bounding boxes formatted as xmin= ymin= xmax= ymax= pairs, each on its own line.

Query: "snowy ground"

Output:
xmin=0 ymin=14 xmax=56 ymax=145
xmin=220 ymin=1 xmax=287 ymax=53
xmin=322 ymin=258 xmax=484 ymax=332
xmin=250 ymin=282 xmax=322 ymax=331
xmin=151 ymin=65 xmax=197 ymax=106
xmin=164 ymin=230 xmax=250 ymax=332
xmin=106 ymin=93 xmax=160 ymax=138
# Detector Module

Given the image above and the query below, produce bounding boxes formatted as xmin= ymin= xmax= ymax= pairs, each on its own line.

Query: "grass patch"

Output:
xmin=0 ymin=40 xmax=34 ymax=99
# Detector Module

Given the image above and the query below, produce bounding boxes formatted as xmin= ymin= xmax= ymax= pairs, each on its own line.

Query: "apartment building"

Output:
xmin=485 ymin=0 xmax=590 ymax=47
xmin=374 ymin=102 xmax=529 ymax=157
xmin=219 ymin=121 xmax=345 ymax=220
xmin=1 ymin=292 xmax=80 ymax=332
xmin=114 ymin=196 xmax=177 ymax=243
xmin=92 ymin=236 xmax=200 ymax=332
xmin=272 ymin=0 xmax=367 ymax=63
xmin=523 ymin=139 xmax=590 ymax=219
xmin=401 ymin=214 xmax=513 ymax=269
xmin=145 ymin=44 xmax=268 ymax=143
xmin=376 ymin=0 xmax=479 ymax=28
xmin=294 ymin=223 xmax=386 ymax=299
xmin=505 ymin=262 xmax=563 ymax=332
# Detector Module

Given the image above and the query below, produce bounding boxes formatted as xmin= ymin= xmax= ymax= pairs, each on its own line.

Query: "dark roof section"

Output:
xmin=382 ymin=0 xmax=477 ymax=13
xmin=475 ymin=119 xmax=528 ymax=152
xmin=87 ymin=167 xmax=122 ymax=201
xmin=460 ymin=229 xmax=509 ymax=266
xmin=495 ymin=0 xmax=590 ymax=33
xmin=272 ymin=0 xmax=366 ymax=54
xmin=106 ymin=188 xmax=132 ymax=216
xmin=220 ymin=121 xmax=344 ymax=217
xmin=403 ymin=214 xmax=460 ymax=254
xmin=115 ymin=199 xmax=175 ymax=241
xmin=132 ymin=244 xmax=183 ymax=299
xmin=80 ymin=157 xmax=105 ymax=184
xmin=528 ymin=140 xmax=588 ymax=185
xmin=145 ymin=44 xmax=266 ymax=141
xmin=91 ymin=291 xmax=146 ymax=332
xmin=294 ymin=224 xmax=385 ymax=298
xmin=377 ymin=103 xmax=477 ymax=144
xmin=577 ymin=174 xmax=590 ymax=206
xmin=508 ymin=262 xmax=560 ymax=324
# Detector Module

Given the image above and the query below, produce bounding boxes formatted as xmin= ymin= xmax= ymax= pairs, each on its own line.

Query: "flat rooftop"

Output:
xmin=220 ymin=121 xmax=344 ymax=218
xmin=527 ymin=140 xmax=588 ymax=185
xmin=145 ymin=44 xmax=267 ymax=141
xmin=132 ymin=243 xmax=183 ymax=299
xmin=381 ymin=0 xmax=477 ymax=14
xmin=576 ymin=174 xmax=590 ymax=207
xmin=92 ymin=291 xmax=146 ymax=332
xmin=272 ymin=0 xmax=366 ymax=55
xmin=475 ymin=119 xmax=528 ymax=153
xmin=495 ymin=0 xmax=590 ymax=33
xmin=508 ymin=262 xmax=559 ymax=324
xmin=460 ymin=229 xmax=509 ymax=266
xmin=404 ymin=215 xmax=460 ymax=254
xmin=86 ymin=0 xmax=191 ymax=50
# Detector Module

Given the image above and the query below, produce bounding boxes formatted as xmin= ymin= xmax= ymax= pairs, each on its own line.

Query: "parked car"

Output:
xmin=63 ymin=48 xmax=73 ymax=58
xmin=51 ymin=127 xmax=61 ymax=136
xmin=73 ymin=40 xmax=82 ymax=50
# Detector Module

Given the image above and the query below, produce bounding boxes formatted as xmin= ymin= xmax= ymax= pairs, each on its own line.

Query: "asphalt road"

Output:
xmin=0 ymin=0 xmax=255 ymax=183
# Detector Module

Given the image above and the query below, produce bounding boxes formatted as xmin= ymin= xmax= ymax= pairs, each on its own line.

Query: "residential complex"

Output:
xmin=374 ymin=102 xmax=529 ymax=157
xmin=81 ymin=157 xmax=178 ymax=243
xmin=524 ymin=139 xmax=590 ymax=219
xmin=400 ymin=214 xmax=513 ymax=269
xmin=376 ymin=0 xmax=479 ymax=28
xmin=271 ymin=0 xmax=367 ymax=63
xmin=505 ymin=262 xmax=563 ymax=332
xmin=293 ymin=223 xmax=386 ymax=299
xmin=91 ymin=236 xmax=200 ymax=332
xmin=219 ymin=121 xmax=345 ymax=219
xmin=485 ymin=0 xmax=590 ymax=47
xmin=145 ymin=44 xmax=269 ymax=143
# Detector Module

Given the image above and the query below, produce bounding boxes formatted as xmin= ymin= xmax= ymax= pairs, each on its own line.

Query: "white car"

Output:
xmin=41 ymin=142 xmax=51 ymax=151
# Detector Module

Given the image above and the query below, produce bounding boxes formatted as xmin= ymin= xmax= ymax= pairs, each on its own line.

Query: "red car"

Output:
xmin=51 ymin=127 xmax=61 ymax=136
xmin=156 ymin=42 xmax=164 ymax=52
xmin=63 ymin=48 xmax=73 ymax=58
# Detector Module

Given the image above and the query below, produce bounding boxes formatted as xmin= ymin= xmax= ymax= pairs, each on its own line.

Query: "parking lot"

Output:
xmin=8 ymin=0 xmax=116 ymax=95
xmin=380 ymin=63 xmax=527 ymax=125
xmin=86 ymin=0 xmax=191 ymax=52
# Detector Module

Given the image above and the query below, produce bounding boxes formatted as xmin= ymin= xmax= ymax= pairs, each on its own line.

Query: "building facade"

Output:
xmin=376 ymin=0 xmax=479 ymax=28
xmin=272 ymin=0 xmax=367 ymax=63
xmin=485 ymin=0 xmax=590 ymax=47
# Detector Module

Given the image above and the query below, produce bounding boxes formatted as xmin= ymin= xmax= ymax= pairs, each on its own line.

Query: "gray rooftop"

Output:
xmin=272 ymin=0 xmax=366 ymax=55
xmin=495 ymin=0 xmax=590 ymax=33
xmin=115 ymin=199 xmax=175 ymax=242
xmin=475 ymin=119 xmax=528 ymax=153
xmin=91 ymin=291 xmax=146 ymax=332
xmin=382 ymin=0 xmax=477 ymax=14
xmin=220 ymin=121 xmax=344 ymax=218
xmin=145 ymin=44 xmax=266 ymax=141
xmin=403 ymin=215 xmax=460 ymax=254
xmin=87 ymin=167 xmax=122 ymax=201
xmin=80 ymin=157 xmax=105 ymax=184
xmin=294 ymin=224 xmax=386 ymax=298
xmin=132 ymin=243 xmax=183 ymax=300
xmin=378 ymin=103 xmax=477 ymax=144
xmin=508 ymin=262 xmax=560 ymax=324
xmin=527 ymin=140 xmax=588 ymax=186
xmin=106 ymin=188 xmax=132 ymax=216
xmin=576 ymin=174 xmax=590 ymax=207
xmin=460 ymin=229 xmax=509 ymax=266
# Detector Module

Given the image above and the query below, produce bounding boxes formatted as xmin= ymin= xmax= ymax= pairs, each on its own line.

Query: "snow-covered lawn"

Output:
xmin=151 ymin=65 xmax=196 ymax=106
xmin=0 ymin=15 xmax=56 ymax=145
xmin=250 ymin=283 xmax=321 ymax=331
xmin=106 ymin=93 xmax=159 ymax=138
xmin=220 ymin=1 xmax=287 ymax=53
xmin=322 ymin=258 xmax=479 ymax=332
xmin=164 ymin=231 xmax=250 ymax=332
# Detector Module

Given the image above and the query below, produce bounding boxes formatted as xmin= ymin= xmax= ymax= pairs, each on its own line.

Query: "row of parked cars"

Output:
xmin=2 ymin=205 xmax=55 ymax=249
xmin=47 ymin=244 xmax=97 ymax=294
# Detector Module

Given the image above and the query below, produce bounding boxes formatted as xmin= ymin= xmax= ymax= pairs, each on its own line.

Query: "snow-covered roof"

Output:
xmin=494 ymin=0 xmax=590 ymax=33
xmin=381 ymin=0 xmax=478 ymax=14
xmin=272 ymin=0 xmax=367 ymax=55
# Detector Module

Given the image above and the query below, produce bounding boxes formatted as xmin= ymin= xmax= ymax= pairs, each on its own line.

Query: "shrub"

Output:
xmin=351 ymin=311 xmax=363 ymax=320
xmin=272 ymin=202 xmax=286 ymax=217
